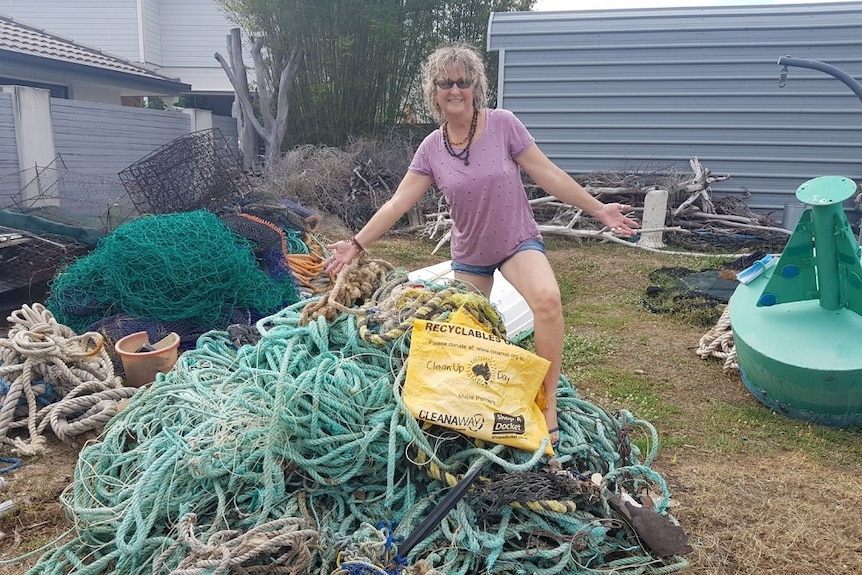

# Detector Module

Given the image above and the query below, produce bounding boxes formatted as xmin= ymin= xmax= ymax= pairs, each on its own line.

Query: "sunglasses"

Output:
xmin=435 ymin=78 xmax=473 ymax=90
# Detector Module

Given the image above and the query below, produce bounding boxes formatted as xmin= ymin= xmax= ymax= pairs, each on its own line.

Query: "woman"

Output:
xmin=325 ymin=43 xmax=639 ymax=446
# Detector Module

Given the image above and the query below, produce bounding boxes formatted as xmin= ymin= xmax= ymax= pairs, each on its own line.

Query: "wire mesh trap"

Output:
xmin=0 ymin=229 xmax=89 ymax=293
xmin=118 ymin=128 xmax=251 ymax=215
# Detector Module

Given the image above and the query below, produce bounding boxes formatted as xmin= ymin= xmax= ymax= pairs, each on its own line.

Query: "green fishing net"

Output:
xmin=47 ymin=210 xmax=299 ymax=334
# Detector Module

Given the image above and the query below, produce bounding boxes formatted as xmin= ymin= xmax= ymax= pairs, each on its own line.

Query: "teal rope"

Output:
xmin=19 ymin=292 xmax=688 ymax=575
xmin=285 ymin=229 xmax=310 ymax=254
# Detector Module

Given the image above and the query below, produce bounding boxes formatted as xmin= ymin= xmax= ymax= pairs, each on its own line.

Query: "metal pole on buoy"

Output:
xmin=797 ymin=178 xmax=851 ymax=311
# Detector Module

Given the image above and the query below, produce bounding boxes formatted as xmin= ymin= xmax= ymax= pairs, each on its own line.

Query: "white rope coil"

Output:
xmin=0 ymin=303 xmax=134 ymax=454
xmin=696 ymin=306 xmax=738 ymax=373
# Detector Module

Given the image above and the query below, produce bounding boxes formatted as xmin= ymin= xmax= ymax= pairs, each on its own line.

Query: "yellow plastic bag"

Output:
xmin=403 ymin=311 xmax=553 ymax=455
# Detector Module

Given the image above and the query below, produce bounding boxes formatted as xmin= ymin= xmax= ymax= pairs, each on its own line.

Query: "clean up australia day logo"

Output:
xmin=468 ymin=355 xmax=498 ymax=387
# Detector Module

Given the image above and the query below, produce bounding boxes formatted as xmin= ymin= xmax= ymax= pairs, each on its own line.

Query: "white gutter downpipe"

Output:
xmin=137 ymin=0 xmax=147 ymax=63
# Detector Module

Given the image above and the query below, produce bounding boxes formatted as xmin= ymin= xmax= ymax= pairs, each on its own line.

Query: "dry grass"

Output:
xmin=673 ymin=454 xmax=862 ymax=575
xmin=2 ymin=235 xmax=861 ymax=575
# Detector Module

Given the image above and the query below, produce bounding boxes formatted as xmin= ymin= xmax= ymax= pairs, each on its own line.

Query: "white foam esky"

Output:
xmin=534 ymin=0 xmax=854 ymax=10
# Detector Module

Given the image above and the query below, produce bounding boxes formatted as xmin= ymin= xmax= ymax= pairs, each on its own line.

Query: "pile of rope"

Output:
xmin=24 ymin=274 xmax=689 ymax=575
xmin=692 ymin=253 xmax=772 ymax=372
xmin=696 ymin=306 xmax=739 ymax=373
xmin=218 ymin=199 xmax=331 ymax=297
xmin=0 ymin=304 xmax=136 ymax=455
xmin=46 ymin=210 xmax=300 ymax=335
xmin=300 ymin=256 xmax=395 ymax=324
xmin=301 ymin=257 xmax=507 ymax=346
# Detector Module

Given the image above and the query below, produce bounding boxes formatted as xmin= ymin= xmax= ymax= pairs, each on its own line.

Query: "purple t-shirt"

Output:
xmin=410 ymin=108 xmax=541 ymax=266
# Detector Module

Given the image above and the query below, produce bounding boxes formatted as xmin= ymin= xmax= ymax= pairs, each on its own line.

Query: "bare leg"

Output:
xmin=453 ymin=271 xmax=494 ymax=298
xmin=500 ymin=250 xmax=564 ymax=444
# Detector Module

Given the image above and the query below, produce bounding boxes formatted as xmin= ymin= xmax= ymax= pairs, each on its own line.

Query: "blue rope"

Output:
xmin=0 ymin=457 xmax=22 ymax=474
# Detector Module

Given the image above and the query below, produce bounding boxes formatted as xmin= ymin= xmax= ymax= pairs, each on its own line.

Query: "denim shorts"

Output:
xmin=450 ymin=238 xmax=545 ymax=277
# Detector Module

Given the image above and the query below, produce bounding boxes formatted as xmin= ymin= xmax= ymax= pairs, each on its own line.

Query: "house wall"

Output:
xmin=0 ymin=0 xmax=240 ymax=94
xmin=0 ymin=87 xmax=239 ymax=217
xmin=0 ymin=0 xmax=142 ymax=60
xmin=488 ymin=2 xmax=862 ymax=224
xmin=157 ymin=0 xmax=240 ymax=93
xmin=143 ymin=0 xmax=163 ymax=65
xmin=67 ymin=82 xmax=125 ymax=105
xmin=0 ymin=60 xmax=163 ymax=105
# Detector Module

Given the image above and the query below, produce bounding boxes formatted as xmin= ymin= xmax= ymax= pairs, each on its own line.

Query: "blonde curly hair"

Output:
xmin=421 ymin=42 xmax=489 ymax=124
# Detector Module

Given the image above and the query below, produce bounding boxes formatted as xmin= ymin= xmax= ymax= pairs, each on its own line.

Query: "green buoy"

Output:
xmin=729 ymin=175 xmax=862 ymax=427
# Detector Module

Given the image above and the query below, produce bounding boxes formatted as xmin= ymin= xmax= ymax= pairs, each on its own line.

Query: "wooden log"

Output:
xmin=673 ymin=217 xmax=790 ymax=236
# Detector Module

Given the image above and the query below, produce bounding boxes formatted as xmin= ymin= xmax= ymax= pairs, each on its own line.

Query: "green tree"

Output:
xmin=217 ymin=0 xmax=534 ymax=148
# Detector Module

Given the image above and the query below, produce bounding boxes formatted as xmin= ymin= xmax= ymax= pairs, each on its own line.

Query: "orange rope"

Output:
xmin=238 ymin=213 xmax=289 ymax=258
xmin=236 ymin=214 xmax=330 ymax=291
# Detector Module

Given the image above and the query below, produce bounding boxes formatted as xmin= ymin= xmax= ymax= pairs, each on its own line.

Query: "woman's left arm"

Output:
xmin=516 ymin=144 xmax=639 ymax=235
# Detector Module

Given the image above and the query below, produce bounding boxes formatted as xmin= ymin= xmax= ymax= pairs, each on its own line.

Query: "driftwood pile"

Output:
xmin=423 ymin=157 xmax=790 ymax=255
xmin=257 ymin=143 xmax=789 ymax=254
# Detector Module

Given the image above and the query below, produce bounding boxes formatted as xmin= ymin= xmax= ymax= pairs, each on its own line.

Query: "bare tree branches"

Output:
xmin=215 ymin=30 xmax=303 ymax=166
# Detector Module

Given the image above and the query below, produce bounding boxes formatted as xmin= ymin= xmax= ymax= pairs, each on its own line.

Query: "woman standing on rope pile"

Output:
xmin=325 ymin=42 xmax=639 ymax=446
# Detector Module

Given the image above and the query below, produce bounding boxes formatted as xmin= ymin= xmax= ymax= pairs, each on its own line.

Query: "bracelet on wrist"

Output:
xmin=347 ymin=236 xmax=365 ymax=253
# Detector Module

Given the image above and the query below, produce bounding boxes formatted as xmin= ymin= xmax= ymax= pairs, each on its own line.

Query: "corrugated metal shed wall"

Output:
xmin=488 ymin=2 xmax=862 ymax=222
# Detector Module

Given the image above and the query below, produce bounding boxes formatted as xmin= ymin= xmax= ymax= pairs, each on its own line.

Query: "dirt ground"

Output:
xmin=1 ymin=236 xmax=861 ymax=575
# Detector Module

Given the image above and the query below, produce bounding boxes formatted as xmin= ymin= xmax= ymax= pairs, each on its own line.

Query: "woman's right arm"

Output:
xmin=325 ymin=170 xmax=434 ymax=274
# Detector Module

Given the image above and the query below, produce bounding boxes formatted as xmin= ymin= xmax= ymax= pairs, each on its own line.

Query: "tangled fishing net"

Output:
xmin=23 ymin=268 xmax=690 ymax=575
xmin=46 ymin=210 xmax=300 ymax=336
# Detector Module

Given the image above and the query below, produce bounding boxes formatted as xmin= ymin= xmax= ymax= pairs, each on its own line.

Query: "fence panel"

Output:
xmin=0 ymin=93 xmax=21 ymax=207
xmin=50 ymin=99 xmax=191 ymax=216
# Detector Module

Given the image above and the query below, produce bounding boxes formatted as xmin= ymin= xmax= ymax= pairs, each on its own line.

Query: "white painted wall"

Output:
xmin=156 ymin=0 xmax=243 ymax=93
xmin=1 ymin=0 xmax=241 ymax=94
xmin=0 ymin=0 xmax=141 ymax=60
xmin=182 ymin=107 xmax=213 ymax=132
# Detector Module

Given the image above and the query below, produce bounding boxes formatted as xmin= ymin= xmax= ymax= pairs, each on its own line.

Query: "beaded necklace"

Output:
xmin=442 ymin=109 xmax=479 ymax=166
